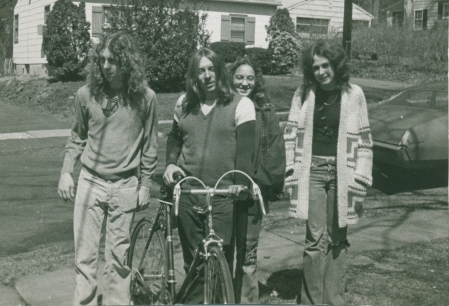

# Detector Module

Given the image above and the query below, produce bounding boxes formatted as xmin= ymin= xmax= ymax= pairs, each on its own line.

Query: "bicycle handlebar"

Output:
xmin=173 ymin=170 xmax=266 ymax=217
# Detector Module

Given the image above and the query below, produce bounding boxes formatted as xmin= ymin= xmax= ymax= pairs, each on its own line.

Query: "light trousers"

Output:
xmin=73 ymin=168 xmax=138 ymax=306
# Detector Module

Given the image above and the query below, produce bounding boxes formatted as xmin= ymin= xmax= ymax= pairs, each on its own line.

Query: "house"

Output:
xmin=185 ymin=0 xmax=281 ymax=48
xmin=384 ymin=0 xmax=449 ymax=30
xmin=12 ymin=0 xmax=281 ymax=76
xmin=281 ymin=0 xmax=374 ymax=40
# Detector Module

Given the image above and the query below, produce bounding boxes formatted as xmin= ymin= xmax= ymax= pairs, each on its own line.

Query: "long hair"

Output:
xmin=228 ymin=56 xmax=270 ymax=107
xmin=301 ymin=40 xmax=350 ymax=91
xmin=87 ymin=31 xmax=147 ymax=108
xmin=184 ymin=48 xmax=233 ymax=115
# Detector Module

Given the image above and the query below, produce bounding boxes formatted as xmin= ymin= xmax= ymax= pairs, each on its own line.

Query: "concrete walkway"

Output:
xmin=9 ymin=206 xmax=448 ymax=306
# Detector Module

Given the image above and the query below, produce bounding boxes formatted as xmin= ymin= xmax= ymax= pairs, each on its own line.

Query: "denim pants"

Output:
xmin=234 ymin=200 xmax=262 ymax=304
xmin=301 ymin=156 xmax=348 ymax=306
xmin=176 ymin=194 xmax=234 ymax=304
xmin=73 ymin=168 xmax=138 ymax=306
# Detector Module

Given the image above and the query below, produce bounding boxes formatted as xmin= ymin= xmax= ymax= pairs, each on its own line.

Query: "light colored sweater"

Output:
xmin=284 ymin=83 xmax=373 ymax=227
xmin=61 ymin=85 xmax=158 ymax=188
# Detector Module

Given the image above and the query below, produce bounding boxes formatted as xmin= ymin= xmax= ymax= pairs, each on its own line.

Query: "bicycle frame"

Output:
xmin=131 ymin=170 xmax=265 ymax=304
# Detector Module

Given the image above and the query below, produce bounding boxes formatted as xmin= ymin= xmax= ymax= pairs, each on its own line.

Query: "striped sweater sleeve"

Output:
xmin=354 ymin=86 xmax=373 ymax=186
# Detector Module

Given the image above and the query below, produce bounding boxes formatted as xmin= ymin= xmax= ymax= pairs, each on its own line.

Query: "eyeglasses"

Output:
xmin=233 ymin=75 xmax=255 ymax=83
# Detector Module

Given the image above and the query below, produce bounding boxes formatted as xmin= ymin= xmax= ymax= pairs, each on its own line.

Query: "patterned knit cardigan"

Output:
xmin=284 ymin=83 xmax=373 ymax=228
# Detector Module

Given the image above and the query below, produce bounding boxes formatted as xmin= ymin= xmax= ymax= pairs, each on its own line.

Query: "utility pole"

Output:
xmin=342 ymin=0 xmax=353 ymax=58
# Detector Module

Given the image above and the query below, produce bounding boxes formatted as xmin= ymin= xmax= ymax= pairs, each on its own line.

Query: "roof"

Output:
xmin=382 ymin=0 xmax=404 ymax=12
xmin=209 ymin=0 xmax=282 ymax=5
xmin=282 ymin=0 xmax=374 ymax=19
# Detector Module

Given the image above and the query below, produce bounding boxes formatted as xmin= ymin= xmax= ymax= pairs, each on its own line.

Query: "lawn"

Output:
xmin=0 ymin=74 xmax=396 ymax=125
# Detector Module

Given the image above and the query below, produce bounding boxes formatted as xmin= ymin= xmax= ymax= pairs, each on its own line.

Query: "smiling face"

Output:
xmin=233 ymin=64 xmax=255 ymax=97
xmin=198 ymin=56 xmax=216 ymax=94
xmin=99 ymin=47 xmax=123 ymax=89
xmin=312 ymin=55 xmax=336 ymax=90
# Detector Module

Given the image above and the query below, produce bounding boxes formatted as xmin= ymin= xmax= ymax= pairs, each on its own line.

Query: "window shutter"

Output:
xmin=221 ymin=15 xmax=231 ymax=41
xmin=423 ymin=9 xmax=428 ymax=29
xmin=438 ymin=3 xmax=443 ymax=19
xmin=92 ymin=6 xmax=104 ymax=35
xmin=245 ymin=17 xmax=256 ymax=44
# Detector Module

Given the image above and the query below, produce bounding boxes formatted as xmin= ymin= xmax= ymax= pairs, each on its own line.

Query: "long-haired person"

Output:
xmin=163 ymin=48 xmax=256 ymax=304
xmin=228 ymin=56 xmax=285 ymax=303
xmin=58 ymin=31 xmax=158 ymax=305
xmin=284 ymin=41 xmax=373 ymax=305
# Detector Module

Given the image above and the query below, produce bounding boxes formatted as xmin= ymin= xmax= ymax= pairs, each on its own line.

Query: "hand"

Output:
xmin=228 ymin=185 xmax=249 ymax=201
xmin=163 ymin=164 xmax=186 ymax=186
xmin=58 ymin=172 xmax=75 ymax=202
xmin=138 ymin=186 xmax=151 ymax=210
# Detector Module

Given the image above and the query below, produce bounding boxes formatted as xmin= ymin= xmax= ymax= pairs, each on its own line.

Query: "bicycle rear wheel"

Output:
xmin=204 ymin=245 xmax=235 ymax=304
xmin=128 ymin=218 xmax=170 ymax=304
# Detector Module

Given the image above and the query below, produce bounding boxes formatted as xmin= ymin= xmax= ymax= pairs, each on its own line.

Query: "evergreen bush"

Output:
xmin=268 ymin=31 xmax=301 ymax=75
xmin=42 ymin=0 xmax=91 ymax=81
xmin=209 ymin=41 xmax=246 ymax=63
xmin=106 ymin=0 xmax=210 ymax=92
xmin=245 ymin=47 xmax=273 ymax=75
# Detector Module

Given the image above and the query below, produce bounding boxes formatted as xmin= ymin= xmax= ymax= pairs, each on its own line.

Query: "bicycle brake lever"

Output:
xmin=174 ymin=183 xmax=181 ymax=217
xmin=252 ymin=183 xmax=266 ymax=215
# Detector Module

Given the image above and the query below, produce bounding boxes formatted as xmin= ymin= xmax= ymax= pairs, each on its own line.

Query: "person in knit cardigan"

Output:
xmin=284 ymin=41 xmax=373 ymax=305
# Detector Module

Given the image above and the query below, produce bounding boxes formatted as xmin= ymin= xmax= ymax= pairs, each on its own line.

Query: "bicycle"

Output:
xmin=128 ymin=170 xmax=266 ymax=304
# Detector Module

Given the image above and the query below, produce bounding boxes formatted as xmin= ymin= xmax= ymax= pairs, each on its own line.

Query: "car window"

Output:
xmin=434 ymin=91 xmax=448 ymax=110
xmin=389 ymin=90 xmax=447 ymax=110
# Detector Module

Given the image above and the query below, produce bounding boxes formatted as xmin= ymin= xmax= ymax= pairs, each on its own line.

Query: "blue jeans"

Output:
xmin=73 ymin=168 xmax=138 ymax=306
xmin=301 ymin=156 xmax=348 ymax=305
xmin=234 ymin=200 xmax=262 ymax=304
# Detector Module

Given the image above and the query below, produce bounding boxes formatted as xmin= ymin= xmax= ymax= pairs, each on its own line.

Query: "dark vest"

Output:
xmin=178 ymin=96 xmax=240 ymax=188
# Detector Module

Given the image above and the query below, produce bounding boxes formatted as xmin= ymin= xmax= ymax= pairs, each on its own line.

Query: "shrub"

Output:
xmin=268 ymin=31 xmax=301 ymax=75
xmin=266 ymin=8 xmax=296 ymax=35
xmin=107 ymin=0 xmax=210 ymax=92
xmin=245 ymin=47 xmax=273 ymax=75
xmin=352 ymin=22 xmax=448 ymax=74
xmin=209 ymin=41 xmax=246 ymax=63
xmin=42 ymin=0 xmax=91 ymax=81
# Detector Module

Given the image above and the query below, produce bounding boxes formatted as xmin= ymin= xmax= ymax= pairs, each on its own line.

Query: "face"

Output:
xmin=99 ymin=48 xmax=123 ymax=89
xmin=233 ymin=64 xmax=255 ymax=97
xmin=312 ymin=55 xmax=336 ymax=90
xmin=198 ymin=57 xmax=216 ymax=93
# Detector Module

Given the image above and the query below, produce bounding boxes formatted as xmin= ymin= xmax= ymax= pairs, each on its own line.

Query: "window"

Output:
xmin=443 ymin=3 xmax=449 ymax=19
xmin=414 ymin=10 xmax=423 ymax=29
xmin=220 ymin=15 xmax=255 ymax=45
xmin=14 ymin=14 xmax=18 ymax=44
xmin=296 ymin=17 xmax=329 ymax=35
xmin=352 ymin=20 xmax=369 ymax=29
xmin=414 ymin=9 xmax=427 ymax=30
xmin=392 ymin=11 xmax=404 ymax=26
xmin=44 ymin=5 xmax=51 ymax=24
xmin=231 ymin=17 xmax=245 ymax=42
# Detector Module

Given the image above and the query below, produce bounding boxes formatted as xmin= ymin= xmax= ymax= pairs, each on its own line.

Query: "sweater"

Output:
xmin=61 ymin=85 xmax=158 ymax=188
xmin=284 ymin=84 xmax=373 ymax=227
xmin=166 ymin=94 xmax=256 ymax=189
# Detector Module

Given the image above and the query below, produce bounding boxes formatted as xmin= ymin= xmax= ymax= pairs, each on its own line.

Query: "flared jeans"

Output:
xmin=300 ymin=156 xmax=348 ymax=305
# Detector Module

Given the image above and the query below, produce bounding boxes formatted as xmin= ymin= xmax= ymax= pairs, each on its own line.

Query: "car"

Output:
xmin=368 ymin=81 xmax=448 ymax=174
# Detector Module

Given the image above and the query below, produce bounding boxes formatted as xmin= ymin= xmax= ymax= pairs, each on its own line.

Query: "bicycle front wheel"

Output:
xmin=128 ymin=218 xmax=170 ymax=304
xmin=204 ymin=245 xmax=235 ymax=304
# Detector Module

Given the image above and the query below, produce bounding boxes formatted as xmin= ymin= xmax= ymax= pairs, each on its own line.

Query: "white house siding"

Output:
xmin=13 ymin=0 xmax=57 ymax=74
xmin=413 ymin=0 xmax=448 ymax=29
xmin=286 ymin=0 xmax=372 ymax=38
xmin=189 ymin=1 xmax=279 ymax=48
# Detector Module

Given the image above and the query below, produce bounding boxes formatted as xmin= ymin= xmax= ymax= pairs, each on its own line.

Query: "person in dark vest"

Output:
xmin=163 ymin=47 xmax=256 ymax=303
xmin=228 ymin=56 xmax=286 ymax=304
xmin=57 ymin=31 xmax=158 ymax=305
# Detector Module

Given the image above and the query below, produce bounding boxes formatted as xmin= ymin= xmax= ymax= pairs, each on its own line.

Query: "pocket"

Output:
xmin=349 ymin=179 xmax=367 ymax=198
xmin=118 ymin=187 xmax=138 ymax=213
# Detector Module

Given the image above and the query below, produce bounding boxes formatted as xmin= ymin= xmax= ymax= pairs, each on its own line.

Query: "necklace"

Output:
xmin=324 ymin=94 xmax=338 ymax=106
